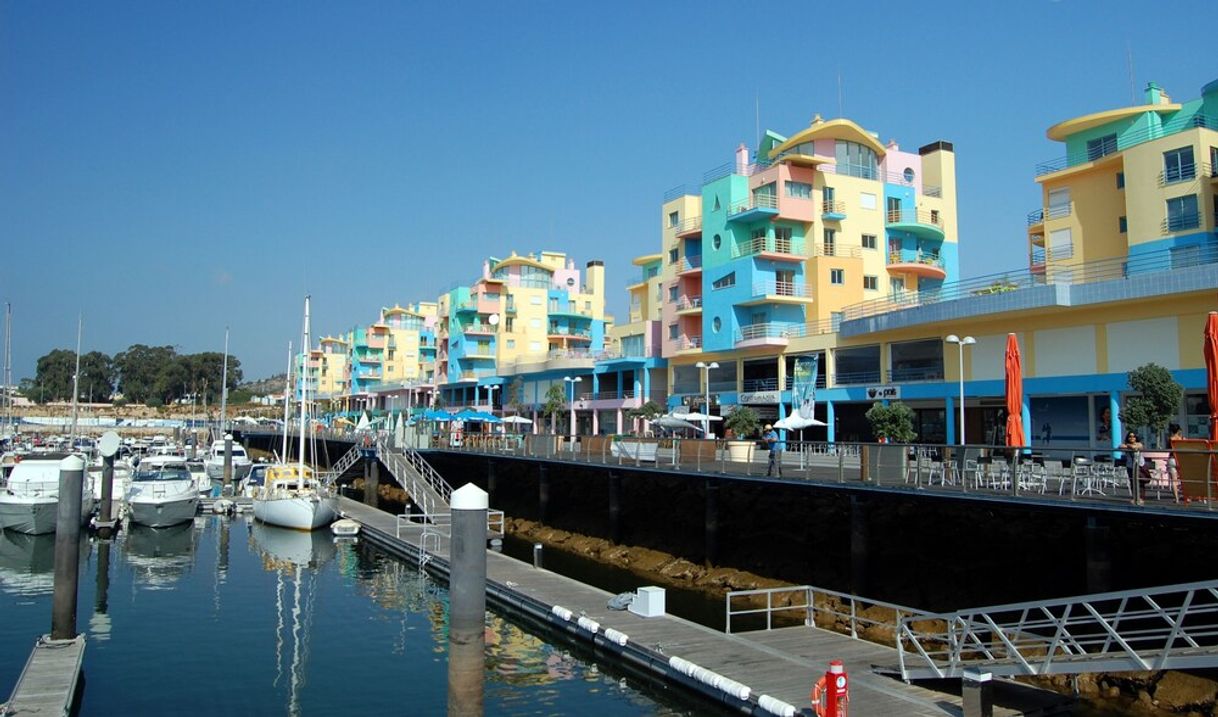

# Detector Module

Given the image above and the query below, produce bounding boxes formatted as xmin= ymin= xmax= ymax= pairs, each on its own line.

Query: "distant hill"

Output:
xmin=241 ymin=374 xmax=287 ymax=396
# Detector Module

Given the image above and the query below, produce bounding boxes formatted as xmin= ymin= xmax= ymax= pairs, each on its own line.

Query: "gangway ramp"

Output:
xmin=896 ymin=579 xmax=1218 ymax=680
xmin=374 ymin=439 xmax=452 ymax=517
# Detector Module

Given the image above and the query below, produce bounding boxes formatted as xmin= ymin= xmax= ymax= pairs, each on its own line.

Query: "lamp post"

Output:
xmin=563 ymin=376 xmax=582 ymax=439
xmin=695 ymin=361 xmax=720 ymax=437
xmin=485 ymin=385 xmax=499 ymax=413
xmin=944 ymin=335 xmax=976 ymax=445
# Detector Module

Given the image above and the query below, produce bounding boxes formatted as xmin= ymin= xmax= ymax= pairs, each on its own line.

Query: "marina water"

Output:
xmin=0 ymin=515 xmax=708 ymax=715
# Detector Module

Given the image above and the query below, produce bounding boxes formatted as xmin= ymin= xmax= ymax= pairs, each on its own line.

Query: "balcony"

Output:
xmin=889 ymin=366 xmax=945 ymax=383
xmin=809 ymin=244 xmax=862 ymax=259
xmin=726 ymin=193 xmax=779 ymax=223
xmin=822 ymin=200 xmax=847 ymax=221
xmin=675 ymin=296 xmax=703 ymax=314
xmin=675 ymin=216 xmax=703 ymax=238
xmin=886 ymin=209 xmax=945 ymax=241
xmin=887 ymin=251 xmax=947 ymax=280
xmin=1027 ymin=208 xmax=1045 ymax=228
xmin=732 ymin=236 xmax=802 ymax=262
xmin=676 ymin=256 xmax=703 ymax=275
xmin=462 ymin=322 xmax=496 ymax=335
xmin=548 ymin=327 xmax=593 ymax=342
xmin=1034 ymin=115 xmax=1217 ymax=177
xmin=735 ymin=323 xmax=793 ymax=349
xmin=739 ymin=280 xmax=814 ymax=306
xmin=1162 ymin=213 xmax=1201 ymax=234
xmin=675 ymin=335 xmax=702 ymax=352
xmin=357 ymin=353 xmax=382 ymax=365
xmin=834 ymin=370 xmax=881 ymax=386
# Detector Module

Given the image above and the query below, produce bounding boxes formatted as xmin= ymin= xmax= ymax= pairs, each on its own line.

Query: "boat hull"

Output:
xmin=253 ymin=495 xmax=337 ymax=531
xmin=0 ymin=495 xmax=95 ymax=535
xmin=204 ymin=461 xmax=252 ymax=482
xmin=127 ymin=495 xmax=199 ymax=528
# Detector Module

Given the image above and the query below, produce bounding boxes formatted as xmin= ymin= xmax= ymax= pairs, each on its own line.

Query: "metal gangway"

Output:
xmin=374 ymin=438 xmax=453 ymax=518
xmin=896 ymin=579 xmax=1218 ymax=680
xmin=329 ymin=444 xmax=363 ymax=479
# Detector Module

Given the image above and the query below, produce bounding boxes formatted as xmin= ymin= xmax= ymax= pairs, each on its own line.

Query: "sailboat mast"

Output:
xmin=3 ymin=303 xmax=11 ymax=432
xmin=69 ymin=314 xmax=82 ymax=444
xmin=219 ymin=327 xmax=230 ymax=438
xmin=298 ymin=296 xmax=310 ymax=471
xmin=282 ymin=341 xmax=292 ymax=461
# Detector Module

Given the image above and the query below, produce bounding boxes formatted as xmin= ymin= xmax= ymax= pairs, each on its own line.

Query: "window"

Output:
xmin=862 ymin=233 xmax=877 ymax=250
xmin=713 ymin=196 xmax=721 ymax=211
xmin=1048 ymin=188 xmax=1070 ymax=219
xmin=890 ymin=277 xmax=905 ymax=293
xmin=775 ymin=226 xmax=792 ymax=249
xmin=823 ymin=228 xmax=836 ymax=256
xmin=530 ymin=318 xmax=542 ymax=329
xmin=859 ymin=192 xmax=877 ymax=210
xmin=830 ymin=269 xmax=844 ymax=285
xmin=530 ymin=295 xmax=542 ymax=305
xmin=668 ymin=286 xmax=678 ymax=302
xmin=1163 ymin=146 xmax=1196 ymax=184
xmin=388 ymin=349 xmax=395 ymax=359
xmin=835 ymin=140 xmax=878 ymax=179
xmin=505 ymin=318 xmax=514 ymax=332
xmin=1166 ymin=194 xmax=1199 ymax=231
xmin=584 ymin=301 xmax=591 ymax=311
xmin=712 ymin=233 xmax=722 ymax=250
xmin=1049 ymin=228 xmax=1073 ymax=259
xmin=1086 ymin=133 xmax=1117 ymax=161
xmin=1116 ymin=172 xmax=1125 ymax=189
xmin=712 ymin=316 xmax=722 ymax=333
xmin=1119 ymin=216 xmax=1127 ymax=234
xmin=863 ymin=275 xmax=878 ymax=291
xmin=669 ymin=324 xmax=679 ymax=340
xmin=529 ymin=341 xmax=542 ymax=352
xmin=903 ymin=167 xmax=915 ymax=183
xmin=785 ymin=181 xmax=812 ymax=198
xmin=712 ymin=272 xmax=736 ymax=290
xmin=1212 ymin=147 xmax=1218 ymax=177
xmin=751 ymin=227 xmax=766 ymax=240
xmin=506 ymin=339 xmax=516 ymax=349
xmin=668 ymin=248 xmax=678 ymax=264
xmin=668 ymin=211 xmax=679 ymax=228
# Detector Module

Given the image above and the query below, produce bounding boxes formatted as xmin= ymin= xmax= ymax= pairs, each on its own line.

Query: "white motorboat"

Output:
xmin=240 ymin=463 xmax=268 ymax=498
xmin=89 ymin=457 xmax=133 ymax=502
xmin=125 ymin=458 xmax=199 ymax=528
xmin=252 ymin=464 xmax=337 ymax=531
xmin=185 ymin=458 xmax=212 ymax=497
xmin=203 ymin=439 xmax=253 ymax=483
xmin=0 ymin=454 xmax=95 ymax=535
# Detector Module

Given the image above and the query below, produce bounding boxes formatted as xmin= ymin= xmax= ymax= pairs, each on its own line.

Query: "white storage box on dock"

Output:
xmin=629 ymin=586 xmax=665 ymax=618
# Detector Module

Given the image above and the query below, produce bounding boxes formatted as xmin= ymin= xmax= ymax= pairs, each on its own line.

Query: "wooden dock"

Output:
xmin=338 ymin=497 xmax=1068 ymax=716
xmin=2 ymin=635 xmax=85 ymax=717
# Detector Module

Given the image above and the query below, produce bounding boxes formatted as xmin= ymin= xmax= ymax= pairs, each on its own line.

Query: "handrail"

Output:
xmin=727 ymin=193 xmax=779 ymax=216
xmin=751 ymin=281 xmax=812 ymax=298
xmin=1035 ymin=114 xmax=1218 ymax=176
xmin=886 ymin=208 xmax=942 ymax=227
xmin=725 ymin=584 xmax=929 ymax=641
xmin=732 ymin=236 xmax=796 ymax=258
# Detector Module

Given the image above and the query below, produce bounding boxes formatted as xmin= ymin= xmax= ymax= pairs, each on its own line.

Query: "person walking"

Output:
xmin=764 ymin=424 xmax=782 ymax=477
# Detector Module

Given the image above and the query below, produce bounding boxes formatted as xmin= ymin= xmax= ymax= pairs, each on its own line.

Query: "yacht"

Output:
xmin=125 ymin=457 xmax=199 ymax=528
xmin=252 ymin=464 xmax=337 ymax=531
xmin=0 ymin=454 xmax=95 ymax=534
xmin=203 ymin=439 xmax=253 ymax=483
xmin=185 ymin=458 xmax=212 ymax=497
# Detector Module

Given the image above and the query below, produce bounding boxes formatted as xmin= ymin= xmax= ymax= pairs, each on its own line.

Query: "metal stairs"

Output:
xmin=374 ymin=439 xmax=453 ymax=518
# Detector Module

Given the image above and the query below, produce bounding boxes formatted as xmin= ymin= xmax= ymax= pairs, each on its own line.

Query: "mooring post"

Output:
xmin=537 ymin=463 xmax=550 ymax=524
xmin=962 ymin=668 xmax=994 ymax=717
xmin=51 ymin=455 xmax=85 ymax=640
xmin=448 ymin=483 xmax=488 ymax=717
xmin=222 ymin=434 xmax=234 ymax=495
xmin=533 ymin=542 xmax=543 ymax=569
xmin=365 ymin=459 xmax=379 ymax=507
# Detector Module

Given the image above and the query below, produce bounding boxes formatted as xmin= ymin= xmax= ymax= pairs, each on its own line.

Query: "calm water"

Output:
xmin=0 ymin=517 xmax=710 ymax=716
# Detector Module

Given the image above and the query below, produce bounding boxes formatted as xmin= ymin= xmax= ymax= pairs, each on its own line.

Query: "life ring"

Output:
xmin=810 ymin=676 xmax=826 ymax=716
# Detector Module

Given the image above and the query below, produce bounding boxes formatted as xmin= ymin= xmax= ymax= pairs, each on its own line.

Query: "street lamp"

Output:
xmin=695 ymin=361 xmax=720 ymax=437
xmin=563 ymin=376 xmax=583 ymax=439
xmin=485 ymin=384 xmax=500 ymax=412
xmin=944 ymin=335 xmax=976 ymax=445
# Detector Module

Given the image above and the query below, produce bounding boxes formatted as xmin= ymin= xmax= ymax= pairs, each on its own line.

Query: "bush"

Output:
xmin=1120 ymin=363 xmax=1184 ymax=447
xmin=865 ymin=401 xmax=916 ymax=443
xmin=724 ymin=406 xmax=761 ymax=439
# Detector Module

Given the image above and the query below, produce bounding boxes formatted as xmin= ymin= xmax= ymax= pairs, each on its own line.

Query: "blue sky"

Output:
xmin=2 ymin=1 xmax=1215 ymax=381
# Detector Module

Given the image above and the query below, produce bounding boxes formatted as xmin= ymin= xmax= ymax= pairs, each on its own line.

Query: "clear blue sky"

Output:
xmin=3 ymin=1 xmax=1215 ymax=382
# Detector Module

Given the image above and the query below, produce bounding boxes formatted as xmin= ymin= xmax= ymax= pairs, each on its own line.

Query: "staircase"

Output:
xmin=330 ymin=445 xmax=363 ymax=479
xmin=897 ymin=579 xmax=1218 ymax=679
xmin=374 ymin=439 xmax=452 ymax=518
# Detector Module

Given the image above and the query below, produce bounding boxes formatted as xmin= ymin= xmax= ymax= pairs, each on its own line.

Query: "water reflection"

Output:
xmin=249 ymin=521 xmax=336 ymax=717
xmin=125 ymin=522 xmax=197 ymax=589
xmin=0 ymin=531 xmax=89 ymax=597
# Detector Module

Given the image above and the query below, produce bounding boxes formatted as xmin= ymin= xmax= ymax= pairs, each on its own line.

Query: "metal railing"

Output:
xmin=822 ymin=199 xmax=846 ymax=216
xmin=725 ymin=584 xmax=929 ymax=642
xmin=809 ymin=243 xmax=862 ymax=258
xmin=676 ymin=335 xmax=701 ymax=350
xmin=727 ymin=193 xmax=779 ymax=216
xmin=1027 ymin=208 xmax=1045 ymax=226
xmin=732 ymin=236 xmax=795 ymax=258
xmin=376 ymin=438 xmax=453 ymax=517
xmin=674 ymin=216 xmax=703 ymax=235
xmin=1036 ymin=114 xmax=1218 ymax=176
xmin=751 ymin=280 xmax=812 ymax=299
xmin=675 ymin=256 xmax=702 ymax=273
xmin=736 ymin=323 xmax=795 ymax=343
xmin=1163 ymin=213 xmax=1201 ymax=234
xmin=897 ymin=579 xmax=1218 ymax=679
xmin=395 ymin=509 xmax=505 ymax=540
xmin=663 ymin=184 xmax=699 ymax=201
xmin=676 ymin=296 xmax=703 ymax=310
xmin=886 ymin=208 xmax=943 ymax=227
xmin=888 ymin=251 xmax=943 ymax=268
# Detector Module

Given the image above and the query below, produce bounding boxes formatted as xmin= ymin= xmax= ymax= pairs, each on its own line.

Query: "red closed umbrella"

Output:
xmin=1205 ymin=312 xmax=1218 ymax=441
xmin=1005 ymin=333 xmax=1026 ymax=448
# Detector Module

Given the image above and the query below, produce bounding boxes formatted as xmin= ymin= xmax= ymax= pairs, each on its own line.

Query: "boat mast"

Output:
xmin=219 ymin=327 xmax=230 ymax=440
xmin=298 ymin=296 xmax=310 ymax=472
xmin=3 ymin=303 xmax=11 ymax=434
xmin=69 ymin=314 xmax=82 ymax=445
xmin=281 ymin=341 xmax=292 ymax=461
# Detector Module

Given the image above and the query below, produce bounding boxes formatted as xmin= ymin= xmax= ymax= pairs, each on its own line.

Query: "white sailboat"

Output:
xmin=124 ymin=456 xmax=199 ymax=528
xmin=253 ymin=296 xmax=337 ymax=531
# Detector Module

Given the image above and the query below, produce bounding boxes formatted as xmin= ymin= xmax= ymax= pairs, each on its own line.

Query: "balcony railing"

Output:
xmin=886 ymin=209 xmax=943 ymax=227
xmin=1160 ymin=163 xmax=1197 ymax=186
xmin=834 ymin=370 xmax=882 ymax=386
xmin=1027 ymin=208 xmax=1044 ymax=226
xmin=923 ymin=185 xmax=942 ymax=198
xmin=810 ymin=244 xmax=862 ymax=259
xmin=822 ymin=199 xmax=846 ymax=216
xmin=727 ymin=193 xmax=779 ymax=216
xmin=888 ymin=251 xmax=943 ymax=268
xmin=1034 ymin=114 xmax=1218 ymax=176
xmin=674 ymin=216 xmax=702 ymax=235
xmin=1163 ymin=213 xmax=1201 ymax=233
xmin=732 ymin=236 xmax=796 ymax=258
xmin=663 ymin=184 xmax=700 ymax=201
xmin=736 ymin=323 xmax=795 ymax=343
xmin=676 ymin=296 xmax=703 ymax=311
xmin=676 ymin=335 xmax=702 ymax=350
xmin=676 ymin=255 xmax=703 ymax=273
xmin=751 ymin=280 xmax=813 ymax=298
xmin=889 ymin=366 xmax=945 ymax=382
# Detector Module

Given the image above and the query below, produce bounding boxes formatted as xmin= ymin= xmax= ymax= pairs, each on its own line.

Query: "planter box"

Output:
xmin=611 ymin=440 xmax=658 ymax=462
xmin=726 ymin=440 xmax=754 ymax=462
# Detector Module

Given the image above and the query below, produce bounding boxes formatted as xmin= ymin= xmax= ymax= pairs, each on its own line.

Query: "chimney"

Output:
xmin=735 ymin=143 xmax=749 ymax=174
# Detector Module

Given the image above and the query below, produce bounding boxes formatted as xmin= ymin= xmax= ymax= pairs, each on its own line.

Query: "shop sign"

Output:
xmin=865 ymin=385 xmax=900 ymax=400
xmin=739 ymin=391 xmax=780 ymax=405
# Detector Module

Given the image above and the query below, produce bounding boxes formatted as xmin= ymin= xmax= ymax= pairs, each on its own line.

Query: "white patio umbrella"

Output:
xmin=355 ymin=412 xmax=371 ymax=431
xmin=680 ymin=412 xmax=722 ymax=422
xmin=501 ymin=415 xmax=533 ymax=425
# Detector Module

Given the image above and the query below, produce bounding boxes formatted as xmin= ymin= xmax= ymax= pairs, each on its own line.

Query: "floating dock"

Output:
xmin=2 ymin=634 xmax=85 ymax=717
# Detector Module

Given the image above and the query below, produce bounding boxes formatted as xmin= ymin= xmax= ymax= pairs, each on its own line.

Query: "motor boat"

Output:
xmin=252 ymin=464 xmax=337 ymax=531
xmin=203 ymin=439 xmax=253 ymax=483
xmin=125 ymin=458 xmax=199 ymax=528
xmin=240 ymin=463 xmax=269 ymax=498
xmin=185 ymin=458 xmax=212 ymax=497
xmin=0 ymin=454 xmax=94 ymax=534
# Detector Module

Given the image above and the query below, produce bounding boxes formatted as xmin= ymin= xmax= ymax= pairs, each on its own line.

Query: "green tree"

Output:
xmin=113 ymin=344 xmax=176 ymax=403
xmin=33 ymin=349 xmax=77 ymax=402
xmin=78 ymin=351 xmax=115 ymax=402
xmin=542 ymin=383 xmax=566 ymax=434
xmin=865 ymin=401 xmax=917 ymax=443
xmin=507 ymin=375 xmax=527 ymax=415
xmin=626 ymin=400 xmax=664 ymax=435
xmin=723 ymin=406 xmax=761 ymax=439
xmin=1120 ymin=363 xmax=1184 ymax=447
xmin=153 ymin=357 xmax=192 ymax=405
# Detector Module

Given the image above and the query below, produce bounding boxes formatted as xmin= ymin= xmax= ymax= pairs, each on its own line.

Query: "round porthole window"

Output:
xmin=903 ymin=167 xmax=915 ymax=183
xmin=566 ymin=277 xmax=576 ymax=287
xmin=713 ymin=234 xmax=722 ymax=250
xmin=713 ymin=316 xmax=722 ymax=333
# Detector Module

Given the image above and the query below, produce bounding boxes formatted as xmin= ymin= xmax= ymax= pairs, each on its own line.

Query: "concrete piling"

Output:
xmin=97 ymin=453 xmax=116 ymax=537
xmin=447 ymin=483 xmax=488 ymax=717
xmin=51 ymin=455 xmax=85 ymax=640
xmin=222 ymin=434 xmax=233 ymax=495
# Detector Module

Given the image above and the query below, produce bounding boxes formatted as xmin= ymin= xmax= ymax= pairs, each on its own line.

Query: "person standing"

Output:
xmin=764 ymin=424 xmax=782 ymax=477
xmin=1120 ymin=431 xmax=1145 ymax=505
xmin=1166 ymin=423 xmax=1183 ymax=503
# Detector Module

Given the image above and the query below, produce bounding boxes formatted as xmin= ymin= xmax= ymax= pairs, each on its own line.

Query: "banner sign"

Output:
xmin=792 ymin=355 xmax=818 ymax=420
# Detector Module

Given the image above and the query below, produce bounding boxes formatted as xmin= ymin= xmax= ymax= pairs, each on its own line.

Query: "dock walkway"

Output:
xmin=2 ymin=635 xmax=85 ymax=717
xmin=338 ymin=497 xmax=1067 ymax=716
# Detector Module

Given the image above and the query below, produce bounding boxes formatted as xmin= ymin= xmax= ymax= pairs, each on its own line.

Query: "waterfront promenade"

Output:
xmin=338 ymin=496 xmax=1067 ymax=715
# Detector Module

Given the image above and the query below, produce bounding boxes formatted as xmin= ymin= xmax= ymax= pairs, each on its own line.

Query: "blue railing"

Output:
xmin=1035 ymin=114 xmax=1217 ymax=176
